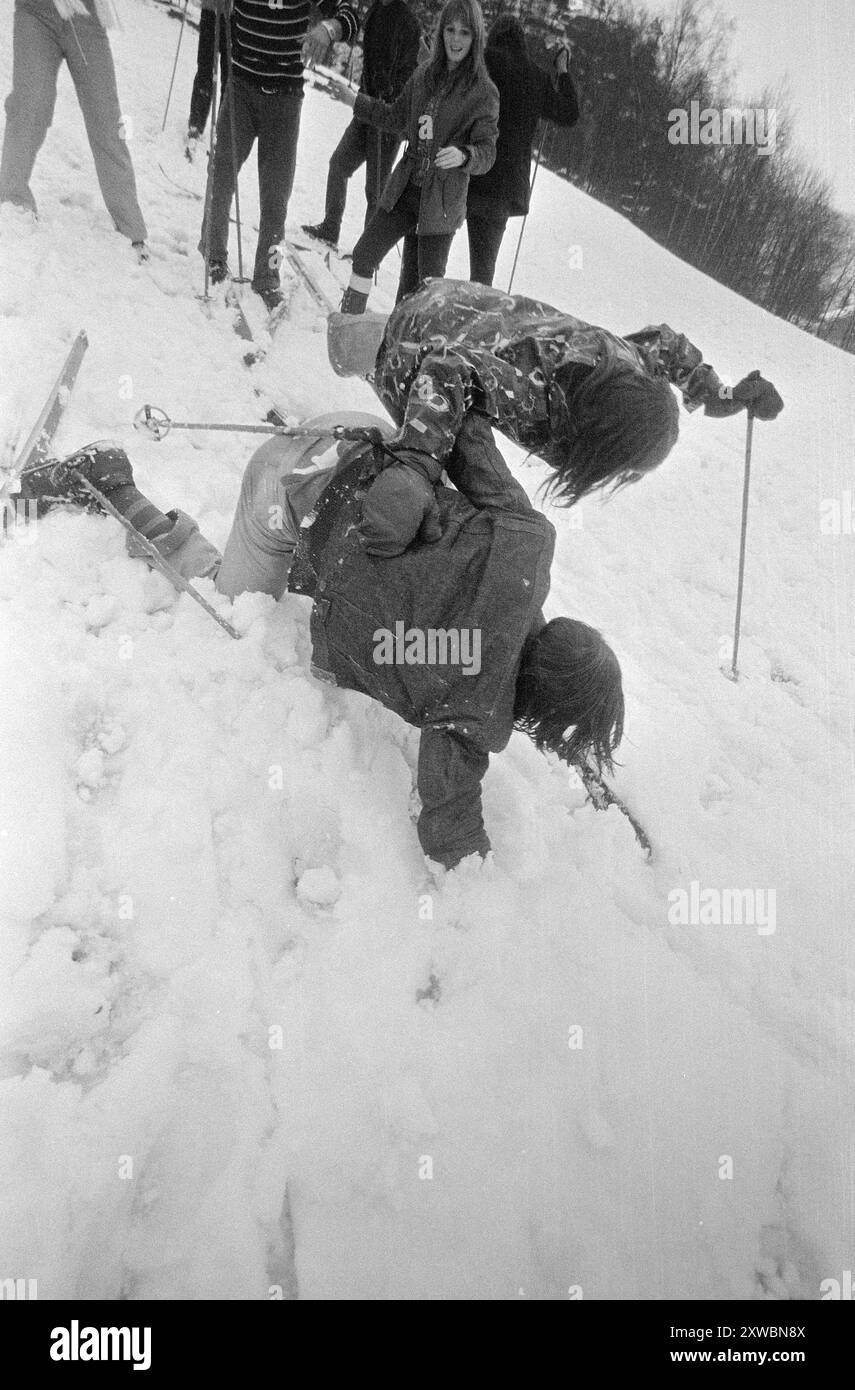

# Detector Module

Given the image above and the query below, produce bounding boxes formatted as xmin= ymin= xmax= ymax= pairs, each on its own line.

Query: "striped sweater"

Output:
xmin=231 ymin=0 xmax=359 ymax=89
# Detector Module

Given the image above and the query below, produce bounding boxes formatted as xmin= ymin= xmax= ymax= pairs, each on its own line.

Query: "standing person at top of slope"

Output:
xmin=0 ymin=0 xmax=148 ymax=255
xmin=465 ymin=15 xmax=580 ymax=287
xmin=331 ymin=277 xmax=784 ymax=554
xmin=199 ymin=0 xmax=359 ymax=310
xmin=334 ymin=0 xmax=498 ymax=314
xmin=185 ymin=0 xmax=229 ymax=160
xmin=302 ymin=0 xmax=421 ymax=252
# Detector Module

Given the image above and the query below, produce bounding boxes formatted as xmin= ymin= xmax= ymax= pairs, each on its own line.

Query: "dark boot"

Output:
xmin=302 ymin=221 xmax=338 ymax=251
xmin=17 ymin=443 xmax=172 ymax=545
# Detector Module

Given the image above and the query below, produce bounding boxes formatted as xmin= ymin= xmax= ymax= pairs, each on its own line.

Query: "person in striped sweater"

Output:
xmin=200 ymin=0 xmax=359 ymax=309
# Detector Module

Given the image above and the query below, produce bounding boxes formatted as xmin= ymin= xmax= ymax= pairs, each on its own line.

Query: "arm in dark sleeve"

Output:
xmin=536 ymin=66 xmax=580 ymax=126
xmin=417 ymin=726 xmax=491 ymax=869
xmin=623 ymin=324 xmax=741 ymax=415
xmin=444 ymin=412 xmax=534 ymax=514
xmin=319 ymin=2 xmax=359 ymax=45
xmin=392 ymin=10 xmax=422 ymax=94
xmin=354 ymin=76 xmax=414 ymax=136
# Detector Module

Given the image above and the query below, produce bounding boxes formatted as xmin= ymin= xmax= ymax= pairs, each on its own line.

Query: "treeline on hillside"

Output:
xmin=343 ymin=0 xmax=855 ymax=352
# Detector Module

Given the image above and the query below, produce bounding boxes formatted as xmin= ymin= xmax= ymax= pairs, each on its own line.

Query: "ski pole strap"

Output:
xmin=70 ymin=470 xmax=241 ymax=641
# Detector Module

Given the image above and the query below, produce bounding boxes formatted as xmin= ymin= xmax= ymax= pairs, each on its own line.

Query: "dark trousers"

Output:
xmin=466 ymin=212 xmax=508 ymax=287
xmin=200 ymin=78 xmax=302 ymax=292
xmin=188 ymin=7 xmax=228 ymax=135
xmin=352 ymin=181 xmax=454 ymax=304
xmin=323 ymin=116 xmax=400 ymax=239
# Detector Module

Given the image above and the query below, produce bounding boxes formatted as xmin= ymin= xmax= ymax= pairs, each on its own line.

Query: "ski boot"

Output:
xmin=16 ymin=442 xmax=136 ymax=517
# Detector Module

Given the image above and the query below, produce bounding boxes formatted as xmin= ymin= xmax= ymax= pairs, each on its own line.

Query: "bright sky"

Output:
xmin=658 ymin=0 xmax=855 ymax=216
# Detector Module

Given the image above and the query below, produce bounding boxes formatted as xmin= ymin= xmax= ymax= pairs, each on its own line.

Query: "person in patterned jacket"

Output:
xmin=353 ymin=277 xmax=784 ymax=555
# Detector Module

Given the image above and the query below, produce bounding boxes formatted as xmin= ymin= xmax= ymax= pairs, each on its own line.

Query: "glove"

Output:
xmin=731 ymin=370 xmax=784 ymax=420
xmin=358 ymin=465 xmax=443 ymax=557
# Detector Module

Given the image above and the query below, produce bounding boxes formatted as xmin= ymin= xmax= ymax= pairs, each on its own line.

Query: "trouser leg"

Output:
xmin=351 ymin=182 xmax=418 ymax=279
xmin=466 ymin=213 xmax=507 ymax=287
xmin=188 ymin=7 xmax=216 ymax=132
xmin=0 ymin=2 xmax=63 ymax=213
xmin=396 ymin=228 xmax=453 ymax=302
xmin=200 ymin=77 xmax=255 ymax=268
xmin=254 ymin=88 xmax=302 ymax=292
xmin=65 ymin=13 xmax=147 ymax=241
xmin=322 ymin=118 xmax=367 ymax=240
xmin=363 ymin=127 xmax=399 ymax=229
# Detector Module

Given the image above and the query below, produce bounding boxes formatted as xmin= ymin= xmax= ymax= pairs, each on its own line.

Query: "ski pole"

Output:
xmin=201 ymin=4 xmax=223 ymax=300
xmin=70 ymin=469 xmax=242 ymax=641
xmin=507 ymin=121 xmax=548 ymax=294
xmin=727 ymin=409 xmax=756 ymax=681
xmin=161 ymin=0 xmax=190 ymax=132
xmin=133 ymin=405 xmax=403 ymax=467
xmin=223 ymin=14 xmax=245 ymax=286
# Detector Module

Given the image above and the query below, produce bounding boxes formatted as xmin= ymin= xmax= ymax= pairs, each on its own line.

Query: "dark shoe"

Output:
xmin=302 ymin=222 xmax=339 ymax=251
xmin=208 ymin=259 xmax=230 ymax=286
xmin=339 ymin=286 xmax=368 ymax=315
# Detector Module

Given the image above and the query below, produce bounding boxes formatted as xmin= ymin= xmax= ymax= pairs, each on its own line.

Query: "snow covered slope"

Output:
xmin=0 ymin=0 xmax=852 ymax=1300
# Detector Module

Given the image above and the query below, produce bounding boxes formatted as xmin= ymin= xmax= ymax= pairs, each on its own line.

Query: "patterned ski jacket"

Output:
xmin=372 ymin=279 xmax=736 ymax=482
xmin=353 ymin=66 xmax=499 ymax=235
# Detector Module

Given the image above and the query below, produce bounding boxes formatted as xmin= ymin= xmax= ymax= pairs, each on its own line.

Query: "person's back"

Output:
xmin=288 ymin=446 xmax=555 ymax=755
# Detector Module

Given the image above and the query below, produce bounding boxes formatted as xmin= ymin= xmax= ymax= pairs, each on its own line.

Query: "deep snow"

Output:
xmin=0 ymin=0 xmax=853 ymax=1300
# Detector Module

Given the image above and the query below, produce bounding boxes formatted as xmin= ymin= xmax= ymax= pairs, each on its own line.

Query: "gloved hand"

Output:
xmin=732 ymin=370 xmax=784 ymax=420
xmin=358 ymin=465 xmax=442 ymax=557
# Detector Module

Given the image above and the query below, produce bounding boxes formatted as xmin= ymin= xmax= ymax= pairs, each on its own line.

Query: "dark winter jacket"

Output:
xmin=360 ymin=0 xmax=420 ymax=102
xmin=468 ymin=37 xmax=579 ymax=222
xmin=287 ymin=423 xmax=553 ymax=868
xmin=372 ymin=279 xmax=734 ymax=481
xmin=354 ymin=64 xmax=499 ymax=235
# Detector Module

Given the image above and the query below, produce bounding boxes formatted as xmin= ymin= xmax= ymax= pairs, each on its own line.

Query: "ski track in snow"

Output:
xmin=0 ymin=0 xmax=853 ymax=1300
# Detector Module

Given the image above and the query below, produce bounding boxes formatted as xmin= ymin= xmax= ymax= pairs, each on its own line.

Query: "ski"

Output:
xmin=280 ymin=240 xmax=338 ymax=316
xmin=3 ymin=331 xmax=89 ymax=502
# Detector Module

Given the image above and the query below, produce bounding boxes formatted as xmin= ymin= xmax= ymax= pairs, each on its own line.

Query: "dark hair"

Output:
xmin=543 ymin=347 xmax=680 ymax=506
xmin=514 ymin=618 xmax=624 ymax=773
xmin=486 ymin=12 xmax=527 ymax=57
xmin=425 ymin=0 xmax=487 ymax=92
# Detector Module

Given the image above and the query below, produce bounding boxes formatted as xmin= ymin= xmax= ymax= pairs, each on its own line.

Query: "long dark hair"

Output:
xmin=425 ymin=0 xmax=488 ymax=92
xmin=514 ymin=618 xmax=625 ymax=773
xmin=543 ymin=347 xmax=680 ymax=506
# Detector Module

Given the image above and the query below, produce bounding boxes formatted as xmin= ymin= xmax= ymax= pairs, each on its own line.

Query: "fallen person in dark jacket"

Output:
xmin=17 ymin=412 xmax=624 ymax=871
